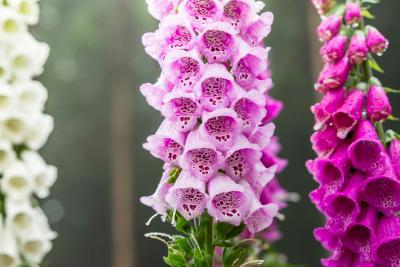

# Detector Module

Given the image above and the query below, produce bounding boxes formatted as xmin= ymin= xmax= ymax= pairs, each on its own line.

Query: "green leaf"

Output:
xmin=193 ymin=249 xmax=209 ymax=267
xmin=175 ymin=215 xmax=191 ymax=234
xmin=388 ymin=115 xmax=400 ymax=122
xmin=368 ymin=58 xmax=384 ymax=73
xmin=164 ymin=248 xmax=189 ymax=267
xmin=385 ymin=130 xmax=400 ymax=143
xmin=174 ymin=237 xmax=193 ymax=256
xmin=385 ymin=87 xmax=400 ymax=94
xmin=216 ymin=222 xmax=245 ymax=241
xmin=361 ymin=9 xmax=375 ymax=19
xmin=213 ymin=240 xmax=233 ymax=248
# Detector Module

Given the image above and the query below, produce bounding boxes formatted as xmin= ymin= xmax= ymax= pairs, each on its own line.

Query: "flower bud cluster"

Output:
xmin=0 ymin=1 xmax=57 ymax=266
xmin=140 ymin=0 xmax=292 ymax=236
xmin=309 ymin=1 xmax=400 ymax=266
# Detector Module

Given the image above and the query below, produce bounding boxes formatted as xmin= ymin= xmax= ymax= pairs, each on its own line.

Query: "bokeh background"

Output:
xmin=33 ymin=0 xmax=400 ymax=266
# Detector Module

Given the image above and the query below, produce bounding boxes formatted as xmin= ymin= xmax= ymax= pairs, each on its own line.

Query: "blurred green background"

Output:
xmin=33 ymin=0 xmax=400 ymax=266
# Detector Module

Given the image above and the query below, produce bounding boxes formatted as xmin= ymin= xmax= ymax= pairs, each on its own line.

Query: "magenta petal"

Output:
xmin=343 ymin=205 xmax=377 ymax=258
xmin=314 ymin=227 xmax=342 ymax=252
xmin=311 ymin=126 xmax=341 ymax=157
xmin=352 ymin=256 xmax=376 ymax=267
xmin=348 ymin=32 xmax=368 ymax=65
xmin=320 ymin=35 xmax=347 ymax=63
xmin=323 ymin=172 xmax=363 ymax=221
xmin=389 ymin=139 xmax=400 ymax=179
xmin=372 ymin=216 xmax=400 ymax=266
xmin=362 ymin=175 xmax=400 ymax=216
xmin=332 ymin=89 xmax=364 ymax=139
xmin=312 ymin=88 xmax=346 ymax=130
xmin=366 ymin=26 xmax=389 ymax=55
xmin=261 ymin=96 xmax=283 ymax=125
xmin=321 ymin=249 xmax=354 ymax=267
xmin=316 ymin=58 xmax=351 ymax=93
xmin=317 ymin=15 xmax=342 ymax=42
xmin=366 ymin=85 xmax=392 ymax=122
xmin=313 ymin=143 xmax=351 ymax=192
xmin=245 ymin=203 xmax=278 ymax=234
xmin=207 ymin=175 xmax=250 ymax=226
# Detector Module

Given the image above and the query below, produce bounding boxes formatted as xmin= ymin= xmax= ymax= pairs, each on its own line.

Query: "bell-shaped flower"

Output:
xmin=348 ymin=31 xmax=368 ymax=65
xmin=312 ymin=143 xmax=351 ymax=193
xmin=166 ymin=171 xmax=207 ymax=220
xmin=311 ymin=126 xmax=341 ymax=157
xmin=344 ymin=2 xmax=362 ymax=26
xmin=366 ymin=26 xmax=388 ymax=55
xmin=0 ymin=139 xmax=16 ymax=173
xmin=144 ymin=120 xmax=186 ymax=164
xmin=9 ymin=35 xmax=49 ymax=80
xmin=241 ymin=181 xmax=278 ymax=234
xmin=142 ymin=14 xmax=196 ymax=61
xmin=25 ymin=113 xmax=54 ymax=150
xmin=221 ymin=0 xmax=255 ymax=31
xmin=372 ymin=216 xmax=400 ymax=267
xmin=316 ymin=57 xmax=351 ymax=93
xmin=140 ymin=77 xmax=171 ymax=112
xmin=0 ymin=222 xmax=21 ymax=267
xmin=232 ymin=42 xmax=270 ymax=90
xmin=232 ymin=90 xmax=267 ymax=135
xmin=163 ymin=49 xmax=204 ymax=91
xmin=261 ymin=96 xmax=282 ymax=125
xmin=261 ymin=147 xmax=287 ymax=173
xmin=179 ymin=0 xmax=222 ymax=30
xmin=348 ymin=120 xmax=391 ymax=176
xmin=311 ymin=87 xmax=345 ymax=130
xmin=248 ymin=122 xmax=275 ymax=149
xmin=0 ymin=160 xmax=33 ymax=201
xmin=22 ymin=151 xmax=57 ymax=198
xmin=224 ymin=135 xmax=262 ymax=181
xmin=145 ymin=0 xmax=180 ymax=20
xmin=5 ymin=199 xmax=36 ymax=236
xmin=323 ymin=172 xmax=363 ymax=226
xmin=332 ymin=89 xmax=364 ymax=139
xmin=180 ymin=129 xmax=222 ymax=182
xmin=0 ymin=7 xmax=26 ymax=43
xmin=314 ymin=227 xmax=342 ymax=253
xmin=0 ymin=84 xmax=16 ymax=119
xmin=162 ymin=91 xmax=201 ymax=132
xmin=14 ymin=80 xmax=47 ymax=113
xmin=140 ymin=168 xmax=173 ymax=217
xmin=321 ymin=249 xmax=354 ymax=267
xmin=320 ymin=35 xmax=347 ymax=63
xmin=317 ymin=15 xmax=342 ymax=42
xmin=198 ymin=22 xmax=237 ymax=63
xmin=241 ymin=11 xmax=273 ymax=46
xmin=352 ymin=256 xmax=376 ymax=267
xmin=0 ymin=56 xmax=12 ymax=83
xmin=8 ymin=0 xmax=40 ymax=25
xmin=389 ymin=138 xmax=400 ymax=179
xmin=207 ymin=174 xmax=250 ymax=226
xmin=343 ymin=205 xmax=377 ymax=260
xmin=200 ymin=108 xmax=242 ymax=152
xmin=0 ymin=111 xmax=29 ymax=144
xmin=366 ymin=85 xmax=392 ymax=122
xmin=196 ymin=64 xmax=236 ymax=111
xmin=362 ymin=174 xmax=400 ymax=216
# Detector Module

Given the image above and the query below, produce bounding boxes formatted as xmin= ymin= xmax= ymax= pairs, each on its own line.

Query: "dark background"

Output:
xmin=34 ymin=0 xmax=400 ymax=266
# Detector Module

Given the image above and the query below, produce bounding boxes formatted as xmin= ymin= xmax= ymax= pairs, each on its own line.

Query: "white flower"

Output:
xmin=5 ymin=199 xmax=36 ymax=236
xmin=0 ymin=221 xmax=21 ymax=267
xmin=1 ymin=161 xmax=33 ymax=201
xmin=0 ymin=83 xmax=16 ymax=119
xmin=25 ymin=113 xmax=54 ymax=150
xmin=0 ymin=111 xmax=29 ymax=144
xmin=0 ymin=139 xmax=16 ymax=173
xmin=22 ymin=151 xmax=57 ymax=198
xmin=7 ymin=0 xmax=40 ymax=25
xmin=0 ymin=7 xmax=26 ymax=43
xmin=14 ymin=80 xmax=48 ymax=113
xmin=9 ymin=35 xmax=49 ymax=80
xmin=0 ymin=55 xmax=11 ymax=83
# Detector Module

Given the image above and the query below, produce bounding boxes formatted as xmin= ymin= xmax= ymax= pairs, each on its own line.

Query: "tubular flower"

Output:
xmin=141 ymin=0 xmax=293 ymax=265
xmin=0 ymin=1 xmax=57 ymax=266
xmin=309 ymin=1 xmax=400 ymax=266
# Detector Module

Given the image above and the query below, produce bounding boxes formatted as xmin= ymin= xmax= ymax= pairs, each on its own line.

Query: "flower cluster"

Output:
xmin=308 ymin=1 xmax=400 ymax=266
xmin=140 ymin=0 xmax=292 ymax=237
xmin=0 ymin=1 xmax=57 ymax=266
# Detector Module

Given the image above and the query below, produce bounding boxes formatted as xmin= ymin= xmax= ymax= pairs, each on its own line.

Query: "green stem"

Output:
xmin=203 ymin=214 xmax=214 ymax=267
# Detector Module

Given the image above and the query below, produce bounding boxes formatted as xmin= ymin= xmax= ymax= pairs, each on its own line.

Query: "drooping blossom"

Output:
xmin=309 ymin=1 xmax=399 ymax=266
xmin=0 ymin=1 xmax=57 ymax=266
xmin=141 ymin=0 xmax=292 ymax=244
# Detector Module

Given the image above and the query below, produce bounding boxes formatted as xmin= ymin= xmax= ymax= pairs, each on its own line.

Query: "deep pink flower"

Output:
xmin=348 ymin=32 xmax=368 ymax=65
xmin=366 ymin=26 xmax=389 ymax=55
xmin=312 ymin=0 xmax=335 ymax=16
xmin=317 ymin=15 xmax=342 ymax=42
xmin=311 ymin=87 xmax=345 ymax=130
xmin=320 ymin=35 xmax=347 ymax=63
xmin=261 ymin=96 xmax=283 ymax=125
xmin=311 ymin=126 xmax=341 ymax=157
xmin=372 ymin=216 xmax=400 ymax=266
xmin=316 ymin=57 xmax=351 ymax=93
xmin=388 ymin=138 xmax=400 ymax=179
xmin=366 ymin=85 xmax=392 ymax=122
xmin=344 ymin=2 xmax=362 ymax=26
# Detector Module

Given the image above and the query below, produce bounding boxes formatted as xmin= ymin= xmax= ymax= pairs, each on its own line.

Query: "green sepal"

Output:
xmin=361 ymin=8 xmax=375 ymax=19
xmin=167 ymin=167 xmax=182 ymax=184
xmin=368 ymin=57 xmax=384 ymax=74
xmin=385 ymin=130 xmax=400 ymax=143
xmin=384 ymin=87 xmax=400 ymax=94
